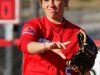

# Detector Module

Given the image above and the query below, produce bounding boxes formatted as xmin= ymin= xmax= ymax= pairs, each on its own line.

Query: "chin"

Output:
xmin=48 ymin=14 xmax=58 ymax=19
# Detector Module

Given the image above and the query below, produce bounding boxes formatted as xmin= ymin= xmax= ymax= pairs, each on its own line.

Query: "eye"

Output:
xmin=55 ymin=0 xmax=61 ymax=1
xmin=54 ymin=0 xmax=62 ymax=2
xmin=43 ymin=0 xmax=49 ymax=1
xmin=42 ymin=0 xmax=49 ymax=3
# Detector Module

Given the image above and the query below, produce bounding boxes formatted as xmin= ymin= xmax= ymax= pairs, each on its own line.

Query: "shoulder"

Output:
xmin=67 ymin=20 xmax=81 ymax=29
xmin=22 ymin=16 xmax=46 ymax=29
xmin=25 ymin=16 xmax=45 ymax=26
xmin=66 ymin=20 xmax=85 ymax=32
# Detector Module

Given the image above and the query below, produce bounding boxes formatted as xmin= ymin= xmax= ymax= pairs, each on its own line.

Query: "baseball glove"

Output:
xmin=66 ymin=30 xmax=98 ymax=75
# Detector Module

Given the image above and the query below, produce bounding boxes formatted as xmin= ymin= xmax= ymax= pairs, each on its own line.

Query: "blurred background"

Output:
xmin=0 ymin=0 xmax=100 ymax=75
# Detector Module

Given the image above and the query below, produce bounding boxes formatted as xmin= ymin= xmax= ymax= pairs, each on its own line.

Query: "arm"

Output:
xmin=27 ymin=42 xmax=46 ymax=54
xmin=27 ymin=41 xmax=71 ymax=59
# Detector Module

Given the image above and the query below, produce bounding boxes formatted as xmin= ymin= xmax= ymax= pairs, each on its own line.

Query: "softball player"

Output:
xmin=18 ymin=0 xmax=91 ymax=75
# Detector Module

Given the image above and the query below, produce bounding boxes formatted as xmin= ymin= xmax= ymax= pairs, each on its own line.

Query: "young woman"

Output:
xmin=18 ymin=0 xmax=91 ymax=75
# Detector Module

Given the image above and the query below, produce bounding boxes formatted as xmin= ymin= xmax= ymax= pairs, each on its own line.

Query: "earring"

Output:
xmin=65 ymin=6 xmax=69 ymax=10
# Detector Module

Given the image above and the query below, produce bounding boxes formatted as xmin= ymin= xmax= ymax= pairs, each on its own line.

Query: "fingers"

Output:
xmin=53 ymin=41 xmax=71 ymax=49
xmin=51 ymin=41 xmax=71 ymax=59
xmin=54 ymin=42 xmax=66 ymax=49
xmin=63 ymin=41 xmax=71 ymax=45
xmin=53 ymin=42 xmax=62 ymax=48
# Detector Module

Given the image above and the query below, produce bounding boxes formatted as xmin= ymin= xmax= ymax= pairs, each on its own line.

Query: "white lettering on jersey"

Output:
xmin=22 ymin=27 xmax=36 ymax=35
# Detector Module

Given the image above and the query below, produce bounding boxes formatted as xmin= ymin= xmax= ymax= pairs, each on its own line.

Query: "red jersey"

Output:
xmin=18 ymin=16 xmax=83 ymax=75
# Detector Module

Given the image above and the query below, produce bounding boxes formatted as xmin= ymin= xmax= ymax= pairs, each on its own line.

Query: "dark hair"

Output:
xmin=38 ymin=0 xmax=42 ymax=4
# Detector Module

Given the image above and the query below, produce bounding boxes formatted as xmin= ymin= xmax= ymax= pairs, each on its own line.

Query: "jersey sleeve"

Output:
xmin=17 ymin=20 xmax=41 ymax=54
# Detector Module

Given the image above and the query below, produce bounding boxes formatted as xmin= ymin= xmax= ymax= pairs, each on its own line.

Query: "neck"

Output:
xmin=46 ymin=16 xmax=64 ymax=24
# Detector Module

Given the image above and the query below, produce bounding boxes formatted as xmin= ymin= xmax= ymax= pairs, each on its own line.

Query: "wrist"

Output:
xmin=44 ymin=42 xmax=49 ymax=50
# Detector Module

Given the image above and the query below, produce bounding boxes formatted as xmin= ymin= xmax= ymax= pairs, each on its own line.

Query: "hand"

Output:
xmin=44 ymin=41 xmax=71 ymax=59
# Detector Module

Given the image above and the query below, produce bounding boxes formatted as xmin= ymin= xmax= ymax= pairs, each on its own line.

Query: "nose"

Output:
xmin=49 ymin=1 xmax=55 ymax=7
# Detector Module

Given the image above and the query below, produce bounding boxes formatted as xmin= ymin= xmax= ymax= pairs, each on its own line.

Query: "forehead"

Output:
xmin=39 ymin=0 xmax=67 ymax=2
xmin=38 ymin=0 xmax=68 ymax=4
xmin=38 ymin=0 xmax=66 ymax=2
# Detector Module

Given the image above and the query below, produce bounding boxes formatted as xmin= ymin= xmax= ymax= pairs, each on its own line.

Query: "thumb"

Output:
xmin=52 ymin=49 xmax=66 ymax=59
xmin=58 ymin=52 xmax=66 ymax=59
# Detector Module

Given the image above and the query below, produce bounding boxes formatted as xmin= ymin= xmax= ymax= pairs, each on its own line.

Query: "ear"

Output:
xmin=64 ymin=0 xmax=68 ymax=7
xmin=41 ymin=3 xmax=44 ymax=9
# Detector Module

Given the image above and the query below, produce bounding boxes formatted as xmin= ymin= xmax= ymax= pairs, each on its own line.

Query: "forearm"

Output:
xmin=27 ymin=42 xmax=46 ymax=54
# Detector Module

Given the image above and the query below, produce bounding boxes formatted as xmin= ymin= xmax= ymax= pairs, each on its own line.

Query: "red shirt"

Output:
xmin=18 ymin=16 xmax=83 ymax=75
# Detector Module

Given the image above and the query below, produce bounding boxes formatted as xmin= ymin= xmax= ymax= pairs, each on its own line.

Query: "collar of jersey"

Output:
xmin=45 ymin=16 xmax=65 ymax=28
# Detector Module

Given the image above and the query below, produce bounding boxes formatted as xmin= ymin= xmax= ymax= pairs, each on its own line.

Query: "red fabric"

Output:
xmin=18 ymin=16 xmax=83 ymax=75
